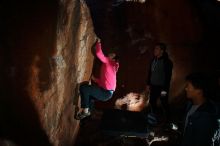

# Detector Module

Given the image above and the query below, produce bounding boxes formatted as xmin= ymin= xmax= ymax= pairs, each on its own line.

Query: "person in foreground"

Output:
xmin=182 ymin=72 xmax=219 ymax=146
xmin=75 ymin=38 xmax=119 ymax=120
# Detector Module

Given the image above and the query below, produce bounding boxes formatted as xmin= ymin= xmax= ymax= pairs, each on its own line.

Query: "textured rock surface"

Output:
xmin=43 ymin=0 xmax=96 ymax=145
xmin=0 ymin=0 xmax=96 ymax=146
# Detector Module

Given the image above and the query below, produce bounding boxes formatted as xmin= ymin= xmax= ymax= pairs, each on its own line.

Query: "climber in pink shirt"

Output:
xmin=75 ymin=38 xmax=119 ymax=120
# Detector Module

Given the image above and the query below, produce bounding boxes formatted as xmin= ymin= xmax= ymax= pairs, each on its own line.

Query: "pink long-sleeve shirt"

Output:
xmin=95 ymin=42 xmax=119 ymax=91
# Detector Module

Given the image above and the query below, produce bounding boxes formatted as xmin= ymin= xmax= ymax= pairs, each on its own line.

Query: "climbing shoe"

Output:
xmin=75 ymin=111 xmax=91 ymax=120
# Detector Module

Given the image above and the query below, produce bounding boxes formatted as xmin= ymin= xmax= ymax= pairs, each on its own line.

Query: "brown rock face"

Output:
xmin=0 ymin=0 xmax=96 ymax=146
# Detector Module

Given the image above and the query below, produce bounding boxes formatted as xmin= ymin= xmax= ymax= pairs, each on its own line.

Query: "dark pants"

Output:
xmin=79 ymin=84 xmax=113 ymax=109
xmin=149 ymin=85 xmax=170 ymax=121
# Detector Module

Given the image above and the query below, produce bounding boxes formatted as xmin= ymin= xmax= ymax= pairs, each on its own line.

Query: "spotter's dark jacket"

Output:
xmin=182 ymin=100 xmax=219 ymax=146
xmin=147 ymin=52 xmax=173 ymax=92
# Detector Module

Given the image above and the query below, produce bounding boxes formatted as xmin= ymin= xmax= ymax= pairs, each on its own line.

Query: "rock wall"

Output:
xmin=0 ymin=0 xmax=96 ymax=146
xmin=52 ymin=0 xmax=96 ymax=145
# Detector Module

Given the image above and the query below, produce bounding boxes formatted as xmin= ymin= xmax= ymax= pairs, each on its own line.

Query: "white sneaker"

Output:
xmin=75 ymin=111 xmax=91 ymax=120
